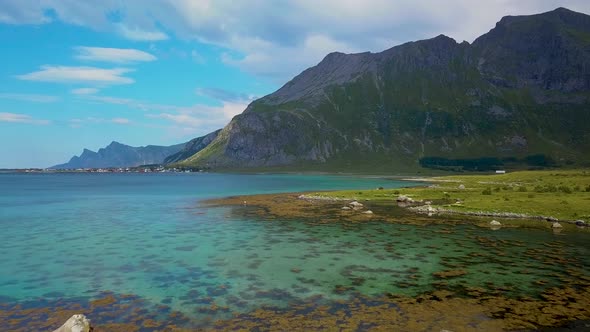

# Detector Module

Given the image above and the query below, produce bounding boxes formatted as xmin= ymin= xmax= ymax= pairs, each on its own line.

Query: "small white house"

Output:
xmin=495 ymin=170 xmax=506 ymax=174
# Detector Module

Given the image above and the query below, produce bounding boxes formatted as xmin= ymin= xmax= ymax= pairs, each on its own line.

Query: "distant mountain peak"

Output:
xmin=107 ymin=141 xmax=125 ymax=147
xmin=51 ymin=141 xmax=185 ymax=169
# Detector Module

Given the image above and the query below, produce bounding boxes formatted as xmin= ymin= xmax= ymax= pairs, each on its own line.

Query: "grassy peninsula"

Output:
xmin=308 ymin=169 xmax=590 ymax=223
xmin=208 ymin=169 xmax=590 ymax=231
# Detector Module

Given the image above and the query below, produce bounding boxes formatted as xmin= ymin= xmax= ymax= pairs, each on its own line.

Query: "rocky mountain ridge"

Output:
xmin=179 ymin=7 xmax=590 ymax=171
xmin=51 ymin=141 xmax=185 ymax=169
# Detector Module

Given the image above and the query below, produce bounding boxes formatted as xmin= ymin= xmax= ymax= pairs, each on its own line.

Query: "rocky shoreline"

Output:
xmin=294 ymin=193 xmax=588 ymax=230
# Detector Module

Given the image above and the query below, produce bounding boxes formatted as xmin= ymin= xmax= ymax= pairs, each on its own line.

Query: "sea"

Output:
xmin=0 ymin=172 xmax=588 ymax=329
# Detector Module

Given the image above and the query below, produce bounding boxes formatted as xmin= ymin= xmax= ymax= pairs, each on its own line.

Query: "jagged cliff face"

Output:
xmin=51 ymin=141 xmax=185 ymax=169
xmin=182 ymin=8 xmax=590 ymax=171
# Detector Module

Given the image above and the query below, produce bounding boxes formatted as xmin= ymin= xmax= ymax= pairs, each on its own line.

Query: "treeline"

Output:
xmin=419 ymin=154 xmax=556 ymax=171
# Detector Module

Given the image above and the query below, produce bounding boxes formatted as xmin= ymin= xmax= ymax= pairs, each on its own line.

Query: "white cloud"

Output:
xmin=191 ymin=50 xmax=206 ymax=64
xmin=116 ymin=24 xmax=169 ymax=41
xmin=147 ymin=100 xmax=247 ymax=131
xmin=221 ymin=34 xmax=360 ymax=80
xmin=68 ymin=117 xmax=131 ymax=127
xmin=111 ymin=117 xmax=131 ymax=124
xmin=70 ymin=88 xmax=99 ymax=95
xmin=74 ymin=46 xmax=157 ymax=63
xmin=196 ymin=87 xmax=253 ymax=102
xmin=4 ymin=1 xmax=590 ymax=81
xmin=0 ymin=112 xmax=50 ymax=125
xmin=0 ymin=1 xmax=51 ymax=24
xmin=0 ymin=93 xmax=59 ymax=103
xmin=78 ymin=92 xmax=246 ymax=135
xmin=148 ymin=113 xmax=204 ymax=127
xmin=17 ymin=66 xmax=135 ymax=85
xmin=81 ymin=95 xmax=178 ymax=112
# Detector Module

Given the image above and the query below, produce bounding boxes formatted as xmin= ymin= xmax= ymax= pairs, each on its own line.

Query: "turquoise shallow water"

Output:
xmin=0 ymin=173 xmax=589 ymax=328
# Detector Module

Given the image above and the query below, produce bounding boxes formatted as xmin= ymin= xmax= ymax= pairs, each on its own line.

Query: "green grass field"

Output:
xmin=310 ymin=169 xmax=590 ymax=222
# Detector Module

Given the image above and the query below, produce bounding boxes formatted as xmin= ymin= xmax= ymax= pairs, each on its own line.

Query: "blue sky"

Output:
xmin=1 ymin=1 xmax=589 ymax=168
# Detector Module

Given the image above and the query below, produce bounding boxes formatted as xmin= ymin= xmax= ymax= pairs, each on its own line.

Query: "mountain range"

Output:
xmin=175 ymin=7 xmax=590 ymax=172
xmin=51 ymin=141 xmax=185 ymax=169
xmin=54 ymin=8 xmax=590 ymax=172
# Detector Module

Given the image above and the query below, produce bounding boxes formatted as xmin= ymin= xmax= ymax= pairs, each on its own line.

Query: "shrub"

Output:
xmin=559 ymin=186 xmax=572 ymax=194
xmin=585 ymin=185 xmax=590 ymax=192
xmin=394 ymin=190 xmax=400 ymax=195
xmin=518 ymin=186 xmax=528 ymax=192
xmin=482 ymin=188 xmax=493 ymax=195
xmin=540 ymin=185 xmax=558 ymax=193
xmin=494 ymin=187 xmax=501 ymax=192
xmin=528 ymin=193 xmax=535 ymax=198
xmin=574 ymin=186 xmax=580 ymax=191
xmin=534 ymin=185 xmax=544 ymax=193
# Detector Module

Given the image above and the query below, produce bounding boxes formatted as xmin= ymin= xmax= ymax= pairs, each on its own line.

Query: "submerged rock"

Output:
xmin=53 ymin=314 xmax=92 ymax=332
xmin=552 ymin=222 xmax=563 ymax=228
xmin=341 ymin=206 xmax=352 ymax=210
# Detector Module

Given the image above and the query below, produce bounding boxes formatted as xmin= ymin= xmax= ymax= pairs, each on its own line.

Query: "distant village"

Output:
xmin=3 ymin=166 xmax=206 ymax=173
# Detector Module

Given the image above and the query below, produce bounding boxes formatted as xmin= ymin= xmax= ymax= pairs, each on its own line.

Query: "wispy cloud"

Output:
xmin=82 ymin=95 xmax=178 ymax=112
xmin=147 ymin=113 xmax=204 ymax=127
xmin=0 ymin=112 xmax=50 ymax=125
xmin=70 ymin=88 xmax=99 ymax=95
xmin=68 ymin=117 xmax=131 ymax=128
xmin=74 ymin=47 xmax=157 ymax=63
xmin=191 ymin=50 xmax=206 ymax=64
xmin=196 ymin=87 xmax=254 ymax=103
xmin=78 ymin=92 xmax=246 ymax=136
xmin=116 ymin=24 xmax=169 ymax=41
xmin=17 ymin=66 xmax=135 ymax=85
xmin=111 ymin=117 xmax=131 ymax=124
xmin=147 ymin=101 xmax=248 ymax=130
xmin=0 ymin=93 xmax=59 ymax=103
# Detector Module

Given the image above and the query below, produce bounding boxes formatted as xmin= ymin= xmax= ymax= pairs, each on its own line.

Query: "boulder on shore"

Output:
xmin=458 ymin=184 xmax=466 ymax=190
xmin=53 ymin=314 xmax=91 ymax=332
xmin=552 ymin=222 xmax=563 ymax=228
xmin=363 ymin=210 xmax=374 ymax=214
xmin=490 ymin=220 xmax=502 ymax=226
xmin=349 ymin=201 xmax=364 ymax=209
xmin=396 ymin=195 xmax=414 ymax=203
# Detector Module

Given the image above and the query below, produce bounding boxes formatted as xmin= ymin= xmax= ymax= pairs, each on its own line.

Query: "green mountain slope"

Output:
xmin=181 ymin=8 xmax=590 ymax=172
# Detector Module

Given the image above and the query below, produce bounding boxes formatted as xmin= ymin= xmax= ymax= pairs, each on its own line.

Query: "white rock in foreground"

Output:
xmin=552 ymin=222 xmax=563 ymax=228
xmin=490 ymin=220 xmax=502 ymax=226
xmin=349 ymin=201 xmax=364 ymax=208
xmin=363 ymin=210 xmax=374 ymax=214
xmin=53 ymin=314 xmax=91 ymax=332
